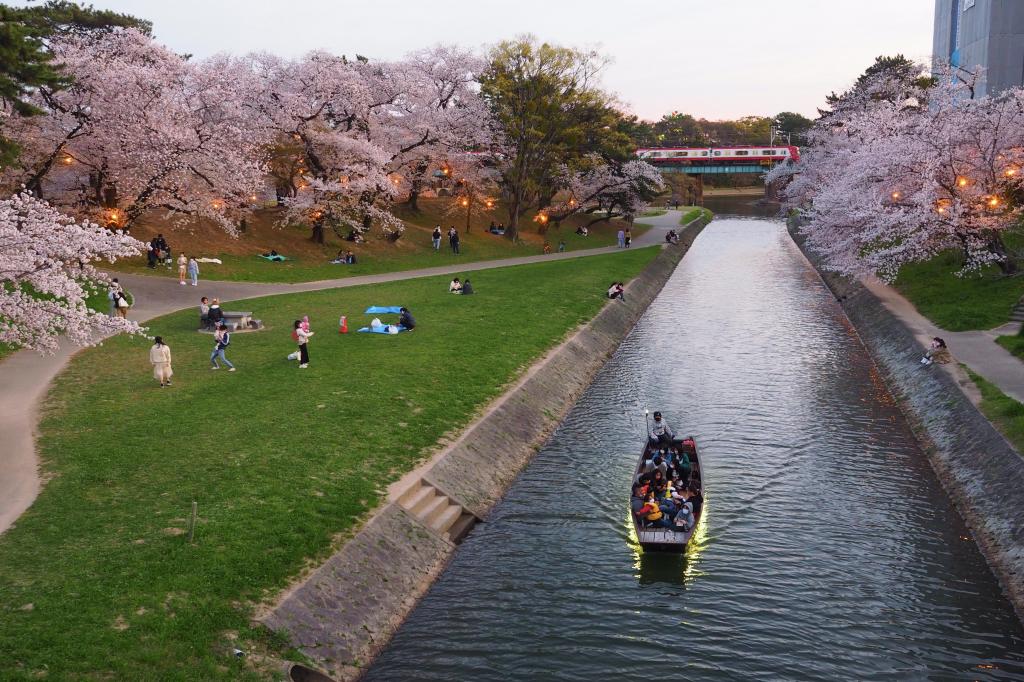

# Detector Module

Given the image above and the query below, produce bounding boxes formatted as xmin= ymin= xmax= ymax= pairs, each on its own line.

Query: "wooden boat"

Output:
xmin=630 ymin=432 xmax=703 ymax=553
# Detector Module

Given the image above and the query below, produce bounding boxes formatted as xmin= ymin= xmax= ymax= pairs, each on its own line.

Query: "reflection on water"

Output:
xmin=367 ymin=214 xmax=1024 ymax=681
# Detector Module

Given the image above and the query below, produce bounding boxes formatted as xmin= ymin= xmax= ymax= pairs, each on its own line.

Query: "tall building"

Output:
xmin=933 ymin=0 xmax=1024 ymax=96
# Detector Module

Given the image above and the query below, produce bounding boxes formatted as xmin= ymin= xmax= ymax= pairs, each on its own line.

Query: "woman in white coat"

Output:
xmin=150 ymin=336 xmax=173 ymax=387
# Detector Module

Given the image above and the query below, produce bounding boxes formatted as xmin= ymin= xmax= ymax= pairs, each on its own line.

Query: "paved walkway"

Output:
xmin=0 ymin=212 xmax=685 ymax=534
xmin=862 ymin=276 xmax=1024 ymax=403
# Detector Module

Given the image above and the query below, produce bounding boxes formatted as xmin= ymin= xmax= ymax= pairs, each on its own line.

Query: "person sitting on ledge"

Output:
xmin=921 ymin=337 xmax=950 ymax=365
xmin=461 ymin=278 xmax=475 ymax=295
xmin=208 ymin=298 xmax=224 ymax=327
xmin=449 ymin=277 xmax=462 ymax=293
xmin=199 ymin=296 xmax=211 ymax=330
xmin=608 ymin=281 xmax=625 ymax=302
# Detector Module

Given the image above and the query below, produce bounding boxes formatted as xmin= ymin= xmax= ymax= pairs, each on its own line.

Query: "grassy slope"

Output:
xmin=106 ymin=199 xmax=648 ymax=284
xmin=996 ymin=334 xmax=1024 ymax=359
xmin=964 ymin=366 xmax=1024 ymax=455
xmin=0 ymin=248 xmax=658 ymax=681
xmin=679 ymin=207 xmax=712 ymax=225
xmin=893 ymin=232 xmax=1024 ymax=332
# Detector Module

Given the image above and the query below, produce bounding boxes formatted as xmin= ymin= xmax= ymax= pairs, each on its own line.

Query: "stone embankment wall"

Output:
xmin=263 ymin=218 xmax=711 ymax=681
xmin=788 ymin=226 xmax=1024 ymax=622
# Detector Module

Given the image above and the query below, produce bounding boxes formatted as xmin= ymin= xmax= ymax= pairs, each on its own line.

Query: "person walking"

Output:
xmin=210 ymin=324 xmax=235 ymax=371
xmin=617 ymin=228 xmax=625 ymax=248
xmin=624 ymin=228 xmax=632 ymax=248
xmin=150 ymin=336 xmax=173 ymax=387
xmin=109 ymin=278 xmax=129 ymax=319
xmin=187 ymin=257 xmax=199 ymax=286
xmin=108 ymin=278 xmax=122 ymax=318
xmin=288 ymin=319 xmax=314 ymax=368
xmin=177 ymin=253 xmax=188 ymax=285
xmin=432 ymin=225 xmax=442 ymax=251
xmin=448 ymin=227 xmax=460 ymax=255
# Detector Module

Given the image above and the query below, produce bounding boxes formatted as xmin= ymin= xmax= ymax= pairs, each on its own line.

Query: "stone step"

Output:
xmin=445 ymin=512 xmax=477 ymax=543
xmin=421 ymin=495 xmax=452 ymax=527
xmin=409 ymin=488 xmax=441 ymax=517
xmin=399 ymin=483 xmax=433 ymax=512
xmin=397 ymin=481 xmax=425 ymax=507
xmin=430 ymin=503 xmax=463 ymax=534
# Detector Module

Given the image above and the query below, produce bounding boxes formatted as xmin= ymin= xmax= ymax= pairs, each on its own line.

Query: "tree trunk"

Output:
xmin=407 ymin=187 xmax=421 ymax=212
xmin=990 ymin=233 xmax=1018 ymax=274
xmin=310 ymin=221 xmax=325 ymax=244
xmin=506 ymin=191 xmax=522 ymax=241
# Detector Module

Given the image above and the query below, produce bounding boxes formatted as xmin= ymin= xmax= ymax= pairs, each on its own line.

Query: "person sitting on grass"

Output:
xmin=461 ymin=278 xmax=474 ymax=295
xmin=608 ymin=282 xmax=625 ymax=302
xmin=449 ymin=277 xmax=462 ymax=293
xmin=399 ymin=307 xmax=416 ymax=330
xmin=575 ymin=225 xmax=588 ymax=236
xmin=346 ymin=250 xmax=356 ymax=265
xmin=543 ymin=241 xmax=552 ymax=254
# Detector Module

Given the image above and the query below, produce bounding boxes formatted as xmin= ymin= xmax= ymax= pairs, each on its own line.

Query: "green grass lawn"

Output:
xmin=641 ymin=208 xmax=667 ymax=217
xmin=0 ymin=248 xmax=658 ymax=681
xmin=893 ymin=250 xmax=1024 ymax=332
xmin=964 ymin=366 xmax=1024 ymax=456
xmin=996 ymin=334 xmax=1024 ymax=360
xmin=108 ymin=222 xmax=650 ymax=285
xmin=679 ymin=207 xmax=712 ymax=225
xmin=105 ymin=200 xmax=648 ymax=285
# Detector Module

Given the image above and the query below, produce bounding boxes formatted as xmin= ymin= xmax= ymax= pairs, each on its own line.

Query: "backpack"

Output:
xmin=220 ymin=332 xmax=230 ymax=347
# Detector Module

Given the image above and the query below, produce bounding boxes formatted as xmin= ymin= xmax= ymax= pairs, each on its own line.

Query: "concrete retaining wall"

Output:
xmin=788 ymin=226 xmax=1024 ymax=621
xmin=263 ymin=218 xmax=710 ymax=681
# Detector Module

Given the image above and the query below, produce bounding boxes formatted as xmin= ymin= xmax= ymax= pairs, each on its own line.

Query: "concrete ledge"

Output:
xmin=262 ymin=217 xmax=710 ymax=680
xmin=788 ymin=225 xmax=1024 ymax=622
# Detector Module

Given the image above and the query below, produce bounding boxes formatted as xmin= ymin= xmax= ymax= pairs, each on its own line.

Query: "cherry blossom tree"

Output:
xmin=250 ymin=46 xmax=491 ymax=242
xmin=543 ymin=156 xmax=663 ymax=227
xmin=5 ymin=29 xmax=268 ymax=234
xmin=779 ymin=65 xmax=1024 ymax=279
xmin=0 ymin=192 xmax=145 ymax=353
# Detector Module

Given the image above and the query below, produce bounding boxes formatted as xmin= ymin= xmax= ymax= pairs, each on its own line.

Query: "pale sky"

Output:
xmin=22 ymin=0 xmax=936 ymax=121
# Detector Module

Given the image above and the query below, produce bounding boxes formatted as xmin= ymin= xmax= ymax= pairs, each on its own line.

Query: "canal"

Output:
xmin=366 ymin=205 xmax=1024 ymax=680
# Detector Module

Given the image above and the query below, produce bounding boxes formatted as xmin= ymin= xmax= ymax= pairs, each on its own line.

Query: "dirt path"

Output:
xmin=0 ymin=218 xmax=683 ymax=535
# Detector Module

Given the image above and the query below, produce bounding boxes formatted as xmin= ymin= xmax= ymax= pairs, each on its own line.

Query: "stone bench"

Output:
xmin=202 ymin=311 xmax=263 ymax=333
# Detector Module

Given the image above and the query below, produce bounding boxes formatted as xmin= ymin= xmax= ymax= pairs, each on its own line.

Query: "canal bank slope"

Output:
xmin=262 ymin=216 xmax=710 ymax=681
xmin=788 ymin=226 xmax=1024 ymax=622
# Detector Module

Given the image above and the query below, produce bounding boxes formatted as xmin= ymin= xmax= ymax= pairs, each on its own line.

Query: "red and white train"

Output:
xmin=636 ymin=145 xmax=800 ymax=166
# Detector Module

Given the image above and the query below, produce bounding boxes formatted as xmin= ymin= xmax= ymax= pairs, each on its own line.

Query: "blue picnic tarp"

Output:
xmin=364 ymin=306 xmax=403 ymax=314
xmin=357 ymin=325 xmax=409 ymax=334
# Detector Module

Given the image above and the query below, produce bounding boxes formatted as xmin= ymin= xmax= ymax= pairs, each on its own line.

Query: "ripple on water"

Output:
xmin=366 ymin=218 xmax=1024 ymax=681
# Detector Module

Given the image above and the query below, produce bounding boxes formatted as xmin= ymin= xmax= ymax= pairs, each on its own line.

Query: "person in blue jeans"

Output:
xmin=211 ymin=324 xmax=235 ymax=371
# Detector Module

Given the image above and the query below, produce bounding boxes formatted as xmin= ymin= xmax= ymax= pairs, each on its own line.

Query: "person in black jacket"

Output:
xmin=399 ymin=307 xmax=416 ymax=330
xmin=208 ymin=298 xmax=225 ymax=326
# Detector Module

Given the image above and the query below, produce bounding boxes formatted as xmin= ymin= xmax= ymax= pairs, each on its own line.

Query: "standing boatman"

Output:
xmin=649 ymin=411 xmax=673 ymax=448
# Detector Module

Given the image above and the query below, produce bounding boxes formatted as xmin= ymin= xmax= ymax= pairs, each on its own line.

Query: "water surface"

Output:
xmin=367 ymin=213 xmax=1024 ymax=681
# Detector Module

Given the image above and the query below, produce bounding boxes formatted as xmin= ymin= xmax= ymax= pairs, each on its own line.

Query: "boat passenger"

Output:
xmin=687 ymin=487 xmax=703 ymax=518
xmin=637 ymin=490 xmax=671 ymax=528
xmin=673 ymin=498 xmax=695 ymax=532
xmin=649 ymin=411 xmax=673 ymax=448
xmin=630 ymin=484 xmax=646 ymax=518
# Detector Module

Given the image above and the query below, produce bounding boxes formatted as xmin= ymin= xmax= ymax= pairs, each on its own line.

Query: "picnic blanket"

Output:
xmin=364 ymin=306 xmax=403 ymax=314
xmin=259 ymin=254 xmax=287 ymax=262
xmin=357 ymin=325 xmax=409 ymax=334
xmin=196 ymin=257 xmax=223 ymax=264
